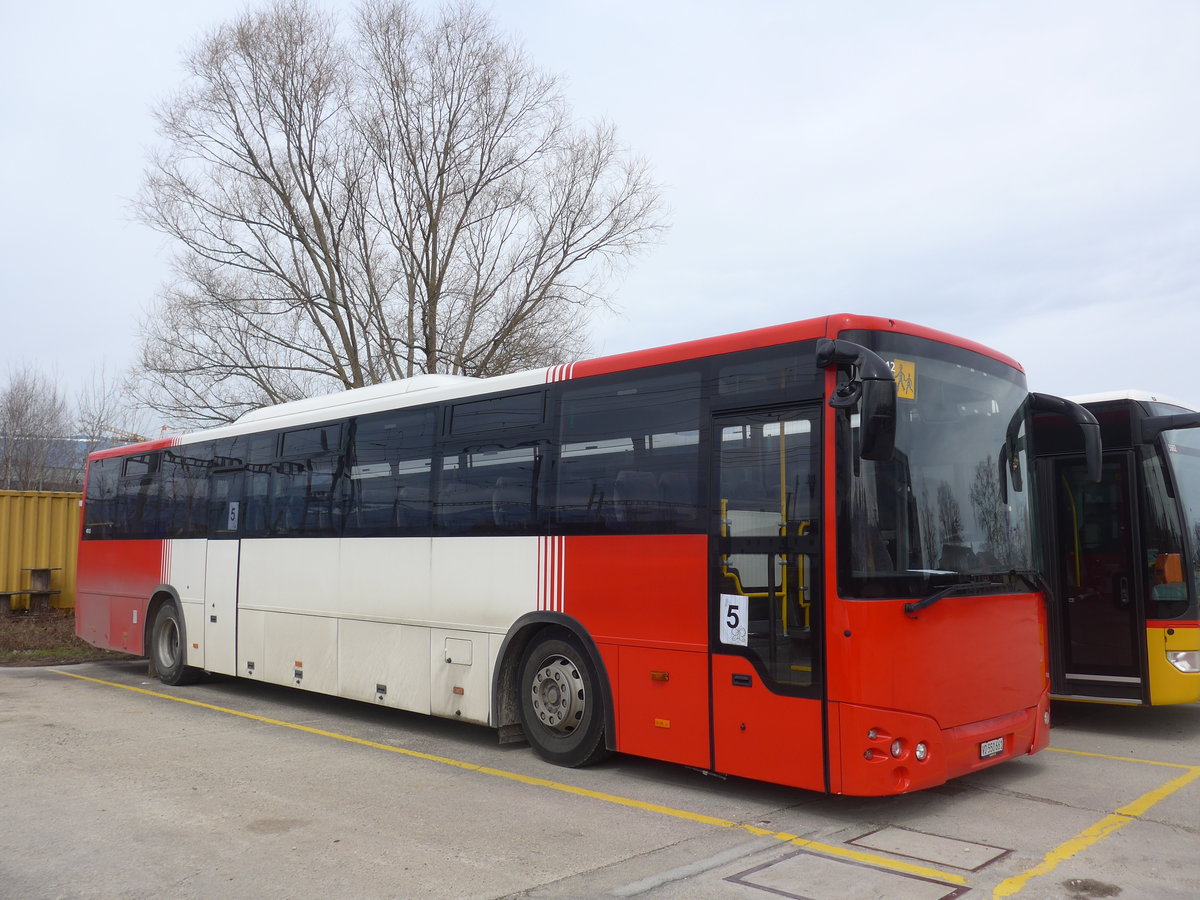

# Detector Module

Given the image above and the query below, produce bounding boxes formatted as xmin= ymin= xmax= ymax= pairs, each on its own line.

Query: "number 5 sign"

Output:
xmin=719 ymin=593 xmax=748 ymax=646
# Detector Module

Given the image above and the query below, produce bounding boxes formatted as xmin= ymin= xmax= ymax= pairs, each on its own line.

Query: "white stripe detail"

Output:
xmin=556 ymin=536 xmax=565 ymax=612
xmin=545 ymin=363 xmax=577 ymax=384
xmin=538 ymin=536 xmax=547 ymax=610
xmin=538 ymin=536 xmax=566 ymax=611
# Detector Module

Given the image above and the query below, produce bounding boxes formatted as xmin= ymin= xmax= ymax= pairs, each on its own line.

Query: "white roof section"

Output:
xmin=1071 ymin=389 xmax=1195 ymax=412
xmin=177 ymin=368 xmax=551 ymax=444
xmin=234 ymin=374 xmax=475 ymax=425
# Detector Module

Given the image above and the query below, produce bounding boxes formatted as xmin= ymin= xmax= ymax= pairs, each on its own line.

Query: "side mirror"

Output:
xmin=1001 ymin=392 xmax=1102 ymax=502
xmin=816 ymin=338 xmax=897 ymax=462
xmin=860 ymin=377 xmax=897 ymax=461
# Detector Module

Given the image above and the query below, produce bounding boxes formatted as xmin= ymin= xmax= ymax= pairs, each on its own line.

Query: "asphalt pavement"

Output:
xmin=1 ymin=659 xmax=1197 ymax=900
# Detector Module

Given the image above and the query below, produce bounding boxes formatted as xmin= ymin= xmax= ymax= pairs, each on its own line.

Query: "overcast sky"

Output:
xmin=3 ymin=0 xmax=1199 ymax=413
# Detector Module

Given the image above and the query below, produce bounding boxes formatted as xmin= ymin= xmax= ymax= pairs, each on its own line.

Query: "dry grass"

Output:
xmin=0 ymin=612 xmax=132 ymax=666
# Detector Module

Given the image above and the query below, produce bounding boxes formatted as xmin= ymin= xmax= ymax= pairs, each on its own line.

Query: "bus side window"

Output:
xmin=554 ymin=438 xmax=624 ymax=529
xmin=162 ymin=448 xmax=212 ymax=539
xmin=119 ymin=452 xmax=163 ymax=539
xmin=555 ymin=369 xmax=702 ymax=533
xmin=83 ymin=457 xmax=120 ymax=539
xmin=276 ymin=426 xmax=345 ymax=537
xmin=438 ymin=443 xmax=541 ymax=535
xmin=346 ymin=408 xmax=436 ymax=536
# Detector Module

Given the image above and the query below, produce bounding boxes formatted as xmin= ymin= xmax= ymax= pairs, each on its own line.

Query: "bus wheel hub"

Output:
xmin=532 ymin=657 xmax=583 ymax=732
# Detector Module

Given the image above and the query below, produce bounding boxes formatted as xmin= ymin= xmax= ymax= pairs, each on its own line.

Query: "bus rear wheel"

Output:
xmin=150 ymin=598 xmax=201 ymax=686
xmin=518 ymin=630 xmax=609 ymax=768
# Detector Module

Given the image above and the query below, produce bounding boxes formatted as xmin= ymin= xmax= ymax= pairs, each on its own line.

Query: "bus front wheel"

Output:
xmin=150 ymin=598 xmax=201 ymax=686
xmin=518 ymin=630 xmax=609 ymax=768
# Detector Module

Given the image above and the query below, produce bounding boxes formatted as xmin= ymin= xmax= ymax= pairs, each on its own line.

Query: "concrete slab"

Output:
xmin=849 ymin=825 xmax=1008 ymax=871
xmin=729 ymin=850 xmax=961 ymax=900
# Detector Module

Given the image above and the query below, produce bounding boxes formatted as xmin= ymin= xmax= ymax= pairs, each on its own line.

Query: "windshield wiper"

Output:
xmin=1010 ymin=569 xmax=1053 ymax=599
xmin=903 ymin=581 xmax=1004 ymax=617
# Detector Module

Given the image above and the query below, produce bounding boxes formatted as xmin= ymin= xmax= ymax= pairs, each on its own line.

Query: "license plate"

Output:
xmin=980 ymin=737 xmax=1005 ymax=759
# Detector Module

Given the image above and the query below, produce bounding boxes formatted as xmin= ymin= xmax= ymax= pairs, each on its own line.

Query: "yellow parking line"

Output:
xmin=52 ymin=669 xmax=967 ymax=888
xmin=991 ymin=763 xmax=1200 ymax=899
xmin=1048 ymin=745 xmax=1196 ymax=770
xmin=1116 ymin=765 xmax=1200 ymax=817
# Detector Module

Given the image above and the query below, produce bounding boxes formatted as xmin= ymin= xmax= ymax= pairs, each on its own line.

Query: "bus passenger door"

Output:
xmin=710 ymin=406 xmax=826 ymax=791
xmin=204 ymin=469 xmax=241 ymax=676
xmin=1049 ymin=454 xmax=1144 ymax=701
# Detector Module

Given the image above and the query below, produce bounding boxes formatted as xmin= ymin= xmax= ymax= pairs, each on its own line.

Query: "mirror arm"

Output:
xmin=816 ymin=338 xmax=894 ymax=409
xmin=816 ymin=338 xmax=894 ymax=382
xmin=1029 ymin=393 xmax=1102 ymax=482
xmin=1139 ymin=412 xmax=1200 ymax=444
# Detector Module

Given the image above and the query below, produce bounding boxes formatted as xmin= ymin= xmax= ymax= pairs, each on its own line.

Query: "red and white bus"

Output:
xmin=76 ymin=313 xmax=1097 ymax=795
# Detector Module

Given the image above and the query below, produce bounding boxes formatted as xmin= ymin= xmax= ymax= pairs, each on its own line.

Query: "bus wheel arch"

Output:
xmin=146 ymin=589 xmax=201 ymax=686
xmin=495 ymin=613 xmax=615 ymax=763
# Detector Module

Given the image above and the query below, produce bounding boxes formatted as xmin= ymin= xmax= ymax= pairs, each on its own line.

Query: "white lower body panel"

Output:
xmin=202 ymin=536 xmax=539 ymax=726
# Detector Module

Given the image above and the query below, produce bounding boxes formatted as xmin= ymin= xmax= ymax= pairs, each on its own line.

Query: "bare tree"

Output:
xmin=0 ymin=366 xmax=73 ymax=491
xmin=0 ymin=364 xmax=154 ymax=492
xmin=134 ymin=0 xmax=665 ymax=427
xmin=135 ymin=1 xmax=374 ymax=427
xmin=75 ymin=364 xmax=155 ymax=455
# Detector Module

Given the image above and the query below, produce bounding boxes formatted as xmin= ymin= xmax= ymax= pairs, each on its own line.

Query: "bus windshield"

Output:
xmin=838 ymin=332 xmax=1034 ymax=600
xmin=1161 ymin=427 xmax=1200 ymax=618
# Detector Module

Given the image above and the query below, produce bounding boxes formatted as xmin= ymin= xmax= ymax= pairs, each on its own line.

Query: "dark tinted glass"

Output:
xmin=450 ymin=392 xmax=544 ymax=436
xmin=123 ymin=454 xmax=158 ymax=478
xmin=715 ymin=342 xmax=820 ymax=405
xmin=280 ymin=424 xmax=341 ymax=458
xmin=553 ymin=370 xmax=703 ymax=532
xmin=82 ymin=457 xmax=120 ymax=539
xmin=438 ymin=440 xmax=543 ymax=535
xmin=118 ymin=451 xmax=163 ymax=539
xmin=346 ymin=408 xmax=436 ymax=535
xmin=162 ymin=447 xmax=212 ymax=538
xmin=271 ymin=426 xmax=345 ymax=537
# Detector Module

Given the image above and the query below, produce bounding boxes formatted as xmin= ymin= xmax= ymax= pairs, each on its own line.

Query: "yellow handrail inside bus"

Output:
xmin=719 ymin=399 xmax=814 ymax=637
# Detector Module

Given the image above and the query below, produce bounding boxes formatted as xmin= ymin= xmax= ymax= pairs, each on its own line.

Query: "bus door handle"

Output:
xmin=732 ymin=673 xmax=753 ymax=687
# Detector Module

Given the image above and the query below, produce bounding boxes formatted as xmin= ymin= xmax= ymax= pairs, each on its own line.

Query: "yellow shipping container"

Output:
xmin=0 ymin=490 xmax=80 ymax=612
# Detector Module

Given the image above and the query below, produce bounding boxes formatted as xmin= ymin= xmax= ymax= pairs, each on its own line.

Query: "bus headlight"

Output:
xmin=914 ymin=742 xmax=928 ymax=762
xmin=890 ymin=739 xmax=903 ymax=758
xmin=1167 ymin=650 xmax=1200 ymax=673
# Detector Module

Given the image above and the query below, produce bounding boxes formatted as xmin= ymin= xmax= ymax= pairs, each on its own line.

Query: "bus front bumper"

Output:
xmin=833 ymin=691 xmax=1051 ymax=796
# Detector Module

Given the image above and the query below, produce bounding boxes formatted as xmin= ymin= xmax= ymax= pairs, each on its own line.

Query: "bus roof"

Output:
xmin=1071 ymin=390 xmax=1195 ymax=412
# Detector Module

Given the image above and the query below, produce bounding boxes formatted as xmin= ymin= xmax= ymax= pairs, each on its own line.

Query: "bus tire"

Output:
xmin=518 ymin=629 xmax=610 ymax=768
xmin=150 ymin=598 xmax=201 ymax=686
